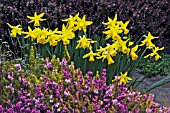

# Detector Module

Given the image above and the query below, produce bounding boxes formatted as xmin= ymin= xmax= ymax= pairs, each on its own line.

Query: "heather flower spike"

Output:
xmin=27 ymin=12 xmax=46 ymax=26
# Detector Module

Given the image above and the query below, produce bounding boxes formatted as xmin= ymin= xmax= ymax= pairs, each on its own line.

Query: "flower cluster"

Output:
xmin=7 ymin=12 xmax=93 ymax=46
xmin=0 ymin=57 xmax=170 ymax=112
xmin=7 ymin=12 xmax=164 ymax=64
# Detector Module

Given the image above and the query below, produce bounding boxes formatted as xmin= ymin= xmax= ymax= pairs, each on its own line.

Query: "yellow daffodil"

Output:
xmin=76 ymin=35 xmax=96 ymax=49
xmin=128 ymin=41 xmax=134 ymax=46
xmin=97 ymin=43 xmax=117 ymax=57
xmin=120 ymin=39 xmax=130 ymax=54
xmin=130 ymin=45 xmax=138 ymax=60
xmin=59 ymin=24 xmax=75 ymax=45
xmin=111 ymin=40 xmax=122 ymax=51
xmin=122 ymin=44 xmax=130 ymax=54
xmin=74 ymin=15 xmax=93 ymax=32
xmin=32 ymin=27 xmax=41 ymax=37
xmin=36 ymin=28 xmax=49 ymax=44
xmin=27 ymin=12 xmax=46 ymax=26
xmin=144 ymin=46 xmax=164 ymax=61
xmin=103 ymin=27 xmax=121 ymax=41
xmin=139 ymin=32 xmax=159 ymax=48
xmin=96 ymin=51 xmax=114 ymax=65
xmin=22 ymin=26 xmax=37 ymax=41
xmin=62 ymin=13 xmax=79 ymax=29
xmin=102 ymin=14 xmax=117 ymax=29
xmin=45 ymin=34 xmax=60 ymax=46
xmin=122 ymin=21 xmax=129 ymax=34
xmin=7 ymin=23 xmax=22 ymax=38
xmin=119 ymin=72 xmax=132 ymax=84
xmin=83 ymin=49 xmax=98 ymax=62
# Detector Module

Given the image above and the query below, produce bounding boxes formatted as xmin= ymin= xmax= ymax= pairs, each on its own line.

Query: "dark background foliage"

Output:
xmin=0 ymin=0 xmax=169 ymax=52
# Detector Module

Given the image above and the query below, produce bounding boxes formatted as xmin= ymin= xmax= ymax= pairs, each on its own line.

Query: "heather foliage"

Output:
xmin=0 ymin=0 xmax=169 ymax=47
xmin=0 ymin=55 xmax=170 ymax=112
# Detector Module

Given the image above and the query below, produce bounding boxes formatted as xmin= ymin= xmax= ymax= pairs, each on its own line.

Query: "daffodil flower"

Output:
xmin=27 ymin=12 xmax=46 ymax=26
xmin=62 ymin=13 xmax=79 ymax=29
xmin=139 ymin=32 xmax=159 ymax=48
xmin=76 ymin=35 xmax=96 ymax=49
xmin=96 ymin=51 xmax=114 ymax=65
xmin=22 ymin=26 xmax=37 ymax=41
xmin=119 ymin=72 xmax=132 ymax=84
xmin=122 ymin=21 xmax=130 ymax=34
xmin=144 ymin=46 xmax=164 ymax=61
xmin=119 ymin=39 xmax=130 ymax=54
xmin=122 ymin=44 xmax=130 ymax=54
xmin=7 ymin=23 xmax=22 ymax=38
xmin=103 ymin=27 xmax=121 ymax=41
xmin=130 ymin=45 xmax=138 ymax=60
xmin=102 ymin=14 xmax=117 ymax=29
xmin=45 ymin=34 xmax=60 ymax=46
xmin=74 ymin=15 xmax=93 ymax=32
xmin=36 ymin=28 xmax=49 ymax=44
xmin=83 ymin=49 xmax=98 ymax=62
xmin=58 ymin=24 xmax=75 ymax=45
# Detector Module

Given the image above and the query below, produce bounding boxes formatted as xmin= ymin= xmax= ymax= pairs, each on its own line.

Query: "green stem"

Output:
xmin=128 ymin=47 xmax=147 ymax=77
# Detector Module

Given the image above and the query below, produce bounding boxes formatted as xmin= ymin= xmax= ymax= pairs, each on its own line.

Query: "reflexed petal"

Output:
xmin=38 ymin=12 xmax=45 ymax=18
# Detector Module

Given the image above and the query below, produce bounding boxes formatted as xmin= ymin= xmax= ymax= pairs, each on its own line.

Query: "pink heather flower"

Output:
xmin=6 ymin=83 xmax=14 ymax=93
xmin=64 ymin=91 xmax=70 ymax=96
xmin=16 ymin=101 xmax=22 ymax=110
xmin=146 ymin=108 xmax=152 ymax=113
xmin=60 ymin=58 xmax=67 ymax=66
xmin=117 ymin=93 xmax=127 ymax=101
xmin=112 ymin=99 xmax=118 ymax=105
xmin=94 ymin=89 xmax=99 ymax=94
xmin=143 ymin=94 xmax=147 ymax=101
xmin=44 ymin=59 xmax=52 ymax=69
xmin=19 ymin=78 xmax=27 ymax=85
xmin=103 ymin=98 xmax=110 ymax=103
xmin=25 ymin=107 xmax=31 ymax=112
xmin=14 ymin=64 xmax=21 ymax=72
xmin=46 ymin=110 xmax=52 ymax=113
xmin=87 ymin=71 xmax=93 ymax=76
xmin=105 ymin=103 xmax=111 ymax=109
xmin=7 ymin=72 xmax=14 ymax=81
xmin=158 ymin=108 xmax=163 ymax=113
xmin=148 ymin=94 xmax=154 ymax=101
xmin=135 ymin=108 xmax=140 ymax=113
xmin=105 ymin=88 xmax=113 ymax=97
xmin=0 ymin=105 xmax=3 ymax=113
xmin=57 ymin=108 xmax=61 ymax=112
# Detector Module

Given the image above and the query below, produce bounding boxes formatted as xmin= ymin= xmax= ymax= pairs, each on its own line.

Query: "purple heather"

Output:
xmin=14 ymin=63 xmax=21 ymax=72
xmin=0 ymin=105 xmax=3 ymax=113
xmin=146 ymin=108 xmax=152 ymax=113
xmin=44 ymin=59 xmax=52 ymax=69
xmin=7 ymin=72 xmax=14 ymax=81
xmin=60 ymin=58 xmax=67 ymax=66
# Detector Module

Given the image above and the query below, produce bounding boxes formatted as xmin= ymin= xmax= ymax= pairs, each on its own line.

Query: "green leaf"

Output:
xmin=145 ymin=75 xmax=170 ymax=92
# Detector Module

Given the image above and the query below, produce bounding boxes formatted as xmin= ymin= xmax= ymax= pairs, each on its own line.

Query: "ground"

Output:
xmin=132 ymin=71 xmax=170 ymax=106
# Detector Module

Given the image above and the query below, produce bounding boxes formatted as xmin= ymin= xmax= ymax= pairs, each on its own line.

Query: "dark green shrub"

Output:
xmin=0 ymin=0 xmax=169 ymax=48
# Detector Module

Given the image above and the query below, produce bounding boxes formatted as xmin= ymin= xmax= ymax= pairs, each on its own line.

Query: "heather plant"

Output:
xmin=7 ymin=12 xmax=170 ymax=88
xmin=0 ymin=56 xmax=170 ymax=112
xmin=138 ymin=54 xmax=170 ymax=76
